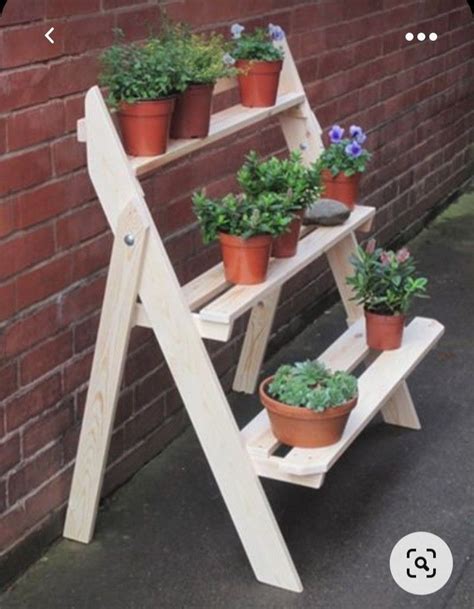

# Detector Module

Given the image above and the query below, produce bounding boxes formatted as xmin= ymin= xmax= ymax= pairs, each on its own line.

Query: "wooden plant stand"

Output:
xmin=63 ymin=41 xmax=444 ymax=592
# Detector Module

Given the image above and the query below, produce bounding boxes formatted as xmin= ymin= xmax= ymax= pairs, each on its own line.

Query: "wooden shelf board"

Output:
xmin=129 ymin=92 xmax=306 ymax=176
xmin=198 ymin=205 xmax=375 ymax=325
xmin=241 ymin=316 xmax=444 ymax=484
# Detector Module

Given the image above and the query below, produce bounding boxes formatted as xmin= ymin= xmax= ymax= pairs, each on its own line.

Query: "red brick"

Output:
xmin=16 ymin=171 xmax=95 ymax=229
xmin=0 ymin=65 xmax=49 ymax=113
xmin=63 ymin=350 xmax=92 ymax=392
xmin=0 ymin=281 xmax=16 ymax=322
xmin=115 ymin=6 xmax=162 ymax=39
xmin=0 ymin=363 xmax=18 ymax=402
xmin=124 ymin=398 xmax=166 ymax=449
xmin=0 ymin=199 xmax=17 ymax=238
xmin=0 ymin=434 xmax=21 ymax=476
xmin=48 ymin=54 xmax=99 ymax=99
xmin=64 ymin=94 xmax=86 ymax=133
xmin=0 ymin=0 xmax=45 ymax=25
xmin=24 ymin=467 xmax=73 ymax=528
xmin=8 ymin=443 xmax=64 ymax=504
xmin=7 ymin=101 xmax=66 ymax=151
xmin=63 ymin=13 xmax=115 ymax=55
xmin=56 ymin=203 xmax=107 ymax=250
xmin=0 ymin=147 xmax=52 ymax=196
xmin=0 ymin=22 xmax=65 ymax=69
xmin=0 ymin=117 xmax=6 ymax=154
xmin=72 ymin=233 xmax=112 ymax=281
xmin=20 ymin=330 xmax=73 ymax=385
xmin=0 ymin=480 xmax=5 ymax=512
xmin=0 ymin=303 xmax=61 ymax=360
xmin=0 ymin=225 xmax=55 ymax=281
xmin=52 ymin=134 xmax=87 ymax=176
xmin=73 ymin=311 xmax=100 ymax=353
xmin=23 ymin=401 xmax=74 ymax=458
xmin=6 ymin=373 xmax=62 ymax=432
xmin=16 ymin=253 xmax=73 ymax=311
xmin=46 ymin=0 xmax=100 ymax=18
xmin=61 ymin=275 xmax=105 ymax=326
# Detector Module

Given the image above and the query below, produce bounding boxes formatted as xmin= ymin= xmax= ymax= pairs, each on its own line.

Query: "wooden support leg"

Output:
xmin=64 ymin=203 xmax=149 ymax=543
xmin=326 ymin=232 xmax=361 ymax=325
xmin=233 ymin=289 xmax=281 ymax=394
xmin=381 ymin=382 xmax=421 ymax=430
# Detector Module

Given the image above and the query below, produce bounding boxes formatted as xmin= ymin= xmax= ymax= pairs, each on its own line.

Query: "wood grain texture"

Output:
xmin=381 ymin=383 xmax=421 ymax=429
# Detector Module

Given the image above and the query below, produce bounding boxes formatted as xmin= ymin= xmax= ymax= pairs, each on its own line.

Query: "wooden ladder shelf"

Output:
xmin=64 ymin=39 xmax=444 ymax=593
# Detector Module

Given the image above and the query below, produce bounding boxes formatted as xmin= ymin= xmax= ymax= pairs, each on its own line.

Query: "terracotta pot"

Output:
xmin=321 ymin=169 xmax=361 ymax=210
xmin=272 ymin=210 xmax=304 ymax=258
xmin=259 ymin=377 xmax=357 ymax=448
xmin=236 ymin=60 xmax=283 ymax=107
xmin=170 ymin=83 xmax=215 ymax=139
xmin=118 ymin=97 xmax=176 ymax=157
xmin=365 ymin=309 xmax=406 ymax=350
xmin=219 ymin=233 xmax=272 ymax=285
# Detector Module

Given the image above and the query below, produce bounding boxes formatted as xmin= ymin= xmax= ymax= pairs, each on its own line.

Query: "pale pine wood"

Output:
xmin=130 ymin=92 xmax=305 ymax=177
xmin=233 ymin=289 xmax=281 ymax=393
xmin=64 ymin=201 xmax=149 ymax=542
xmin=77 ymin=118 xmax=86 ymax=142
xmin=214 ymin=76 xmax=238 ymax=94
xmin=241 ymin=409 xmax=280 ymax=458
xmin=133 ymin=303 xmax=234 ymax=342
xmin=71 ymin=86 xmax=302 ymax=592
xmin=199 ymin=206 xmax=375 ymax=324
xmin=381 ymin=383 xmax=421 ymax=430
xmin=280 ymin=318 xmax=444 ymax=476
xmin=326 ymin=232 xmax=362 ymax=324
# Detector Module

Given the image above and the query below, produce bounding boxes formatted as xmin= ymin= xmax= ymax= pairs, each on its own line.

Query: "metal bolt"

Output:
xmin=300 ymin=142 xmax=308 ymax=151
xmin=124 ymin=233 xmax=135 ymax=246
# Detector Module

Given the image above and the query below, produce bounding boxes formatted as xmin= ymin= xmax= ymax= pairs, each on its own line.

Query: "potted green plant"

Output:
xmin=100 ymin=33 xmax=188 ymax=156
xmin=317 ymin=124 xmax=371 ymax=210
xmin=228 ymin=23 xmax=285 ymax=107
xmin=346 ymin=240 xmax=428 ymax=350
xmin=166 ymin=24 xmax=234 ymax=139
xmin=192 ymin=190 xmax=292 ymax=284
xmin=259 ymin=360 xmax=358 ymax=448
xmin=237 ymin=150 xmax=322 ymax=258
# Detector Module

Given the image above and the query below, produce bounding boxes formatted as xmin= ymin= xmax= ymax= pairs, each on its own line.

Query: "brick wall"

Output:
xmin=0 ymin=0 xmax=473 ymax=585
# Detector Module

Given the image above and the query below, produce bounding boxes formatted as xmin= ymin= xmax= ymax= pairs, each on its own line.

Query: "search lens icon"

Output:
xmin=415 ymin=556 xmax=429 ymax=571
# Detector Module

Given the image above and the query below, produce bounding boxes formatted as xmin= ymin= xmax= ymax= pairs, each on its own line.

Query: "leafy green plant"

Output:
xmin=346 ymin=240 xmax=428 ymax=315
xmin=229 ymin=23 xmax=284 ymax=62
xmin=268 ymin=361 xmax=358 ymax=412
xmin=192 ymin=191 xmax=292 ymax=243
xmin=162 ymin=22 xmax=234 ymax=85
xmin=100 ymin=31 xmax=188 ymax=107
xmin=237 ymin=151 xmax=322 ymax=212
xmin=317 ymin=124 xmax=371 ymax=177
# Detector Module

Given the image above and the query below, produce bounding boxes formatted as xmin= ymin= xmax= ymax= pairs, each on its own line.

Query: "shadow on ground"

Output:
xmin=2 ymin=190 xmax=473 ymax=609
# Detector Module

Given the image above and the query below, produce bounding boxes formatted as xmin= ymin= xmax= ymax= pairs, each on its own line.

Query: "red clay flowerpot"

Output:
xmin=219 ymin=233 xmax=272 ymax=285
xmin=118 ymin=97 xmax=176 ymax=157
xmin=272 ymin=210 xmax=304 ymax=258
xmin=170 ymin=83 xmax=215 ymax=139
xmin=365 ymin=310 xmax=406 ymax=350
xmin=321 ymin=169 xmax=361 ymax=210
xmin=236 ymin=60 xmax=283 ymax=108
xmin=259 ymin=377 xmax=357 ymax=448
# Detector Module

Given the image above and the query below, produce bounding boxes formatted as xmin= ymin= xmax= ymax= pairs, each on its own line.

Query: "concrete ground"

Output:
xmin=2 ymin=189 xmax=473 ymax=609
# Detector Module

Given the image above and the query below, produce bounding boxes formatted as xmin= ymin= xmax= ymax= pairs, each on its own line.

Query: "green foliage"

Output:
xmin=268 ymin=360 xmax=358 ymax=412
xmin=192 ymin=191 xmax=293 ymax=243
xmin=100 ymin=31 xmax=188 ymax=106
xmin=162 ymin=22 xmax=234 ymax=84
xmin=232 ymin=27 xmax=284 ymax=62
xmin=237 ymin=151 xmax=322 ymax=213
xmin=346 ymin=241 xmax=429 ymax=315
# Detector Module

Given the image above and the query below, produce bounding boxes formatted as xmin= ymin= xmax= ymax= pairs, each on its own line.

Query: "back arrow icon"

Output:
xmin=45 ymin=27 xmax=55 ymax=44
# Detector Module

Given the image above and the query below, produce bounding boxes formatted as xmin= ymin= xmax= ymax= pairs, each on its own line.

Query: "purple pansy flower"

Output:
xmin=345 ymin=140 xmax=363 ymax=158
xmin=380 ymin=251 xmax=392 ymax=266
xmin=230 ymin=23 xmax=245 ymax=39
xmin=396 ymin=247 xmax=410 ymax=263
xmin=268 ymin=23 xmax=285 ymax=41
xmin=328 ymin=124 xmax=344 ymax=143
xmin=349 ymin=124 xmax=367 ymax=144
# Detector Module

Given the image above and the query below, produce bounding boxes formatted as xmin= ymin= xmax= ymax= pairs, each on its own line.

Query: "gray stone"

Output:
xmin=303 ymin=198 xmax=350 ymax=226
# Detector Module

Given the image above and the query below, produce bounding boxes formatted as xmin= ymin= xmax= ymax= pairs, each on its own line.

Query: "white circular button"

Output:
xmin=417 ymin=32 xmax=426 ymax=41
xmin=429 ymin=32 xmax=438 ymax=41
xmin=390 ymin=532 xmax=453 ymax=595
xmin=405 ymin=32 xmax=414 ymax=41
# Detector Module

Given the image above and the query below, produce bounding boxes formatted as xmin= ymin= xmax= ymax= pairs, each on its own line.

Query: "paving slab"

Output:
xmin=2 ymin=190 xmax=473 ymax=609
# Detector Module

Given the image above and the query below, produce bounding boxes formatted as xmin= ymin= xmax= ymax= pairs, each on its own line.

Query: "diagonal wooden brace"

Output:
xmin=63 ymin=201 xmax=149 ymax=543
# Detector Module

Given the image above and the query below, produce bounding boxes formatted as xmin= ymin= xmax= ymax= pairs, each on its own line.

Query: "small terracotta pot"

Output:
xmin=321 ymin=169 xmax=360 ymax=210
xmin=219 ymin=233 xmax=272 ymax=285
xmin=259 ymin=377 xmax=357 ymax=448
xmin=365 ymin=309 xmax=406 ymax=350
xmin=272 ymin=210 xmax=304 ymax=258
xmin=170 ymin=83 xmax=215 ymax=139
xmin=118 ymin=97 xmax=176 ymax=157
xmin=236 ymin=60 xmax=283 ymax=108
